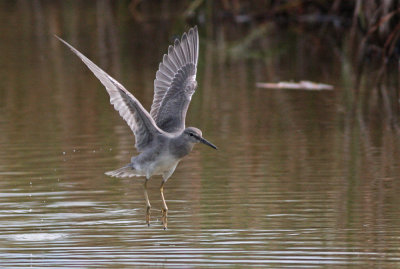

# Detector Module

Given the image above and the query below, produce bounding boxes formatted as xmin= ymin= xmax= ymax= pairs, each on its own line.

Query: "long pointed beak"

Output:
xmin=199 ymin=137 xmax=218 ymax=150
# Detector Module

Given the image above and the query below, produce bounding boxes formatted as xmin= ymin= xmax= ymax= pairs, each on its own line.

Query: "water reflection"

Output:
xmin=0 ymin=1 xmax=400 ymax=268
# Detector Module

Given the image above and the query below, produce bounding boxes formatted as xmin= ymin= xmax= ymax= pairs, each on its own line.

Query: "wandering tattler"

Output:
xmin=56 ymin=26 xmax=217 ymax=229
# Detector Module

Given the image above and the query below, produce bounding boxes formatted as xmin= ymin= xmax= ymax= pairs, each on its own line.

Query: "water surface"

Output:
xmin=1 ymin=1 xmax=400 ymax=268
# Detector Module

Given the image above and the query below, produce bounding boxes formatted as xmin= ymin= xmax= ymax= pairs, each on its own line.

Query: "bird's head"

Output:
xmin=183 ymin=127 xmax=217 ymax=150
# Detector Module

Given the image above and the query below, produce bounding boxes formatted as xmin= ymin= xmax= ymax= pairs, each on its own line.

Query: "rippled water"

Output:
xmin=1 ymin=1 xmax=400 ymax=268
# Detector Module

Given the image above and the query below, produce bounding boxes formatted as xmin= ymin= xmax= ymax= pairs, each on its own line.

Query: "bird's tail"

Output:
xmin=105 ymin=164 xmax=141 ymax=178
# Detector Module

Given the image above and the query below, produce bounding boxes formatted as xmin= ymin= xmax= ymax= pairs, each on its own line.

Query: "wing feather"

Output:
xmin=150 ymin=26 xmax=199 ymax=133
xmin=56 ymin=36 xmax=162 ymax=151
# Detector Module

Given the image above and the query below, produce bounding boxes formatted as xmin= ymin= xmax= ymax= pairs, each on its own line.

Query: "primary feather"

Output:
xmin=55 ymin=36 xmax=162 ymax=152
xmin=151 ymin=26 xmax=199 ymax=133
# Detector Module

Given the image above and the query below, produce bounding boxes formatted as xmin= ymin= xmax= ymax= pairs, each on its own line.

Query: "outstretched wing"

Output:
xmin=56 ymin=36 xmax=162 ymax=152
xmin=150 ymin=26 xmax=199 ymax=133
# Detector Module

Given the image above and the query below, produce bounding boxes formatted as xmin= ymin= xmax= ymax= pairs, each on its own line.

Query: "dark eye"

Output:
xmin=189 ymin=133 xmax=194 ymax=136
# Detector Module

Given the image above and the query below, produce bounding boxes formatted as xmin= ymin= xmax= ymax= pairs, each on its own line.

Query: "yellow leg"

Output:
xmin=143 ymin=180 xmax=151 ymax=226
xmin=160 ymin=181 xmax=168 ymax=230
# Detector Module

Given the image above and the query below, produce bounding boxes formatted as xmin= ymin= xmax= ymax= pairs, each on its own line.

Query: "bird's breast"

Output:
xmin=148 ymin=153 xmax=180 ymax=176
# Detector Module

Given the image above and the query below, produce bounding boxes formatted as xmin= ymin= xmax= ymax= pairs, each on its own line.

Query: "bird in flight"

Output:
xmin=56 ymin=26 xmax=217 ymax=229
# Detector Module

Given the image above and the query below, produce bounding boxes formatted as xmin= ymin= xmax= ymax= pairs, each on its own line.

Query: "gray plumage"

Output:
xmin=56 ymin=26 xmax=216 ymax=184
xmin=151 ymin=27 xmax=198 ymax=133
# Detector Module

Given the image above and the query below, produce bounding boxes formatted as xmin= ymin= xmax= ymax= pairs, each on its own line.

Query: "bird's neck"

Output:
xmin=170 ymin=136 xmax=194 ymax=159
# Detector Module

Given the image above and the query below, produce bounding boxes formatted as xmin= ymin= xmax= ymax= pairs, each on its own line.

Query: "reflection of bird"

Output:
xmin=56 ymin=26 xmax=217 ymax=229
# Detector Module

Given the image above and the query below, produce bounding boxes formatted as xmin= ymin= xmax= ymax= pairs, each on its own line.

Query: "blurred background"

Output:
xmin=1 ymin=0 xmax=400 ymax=267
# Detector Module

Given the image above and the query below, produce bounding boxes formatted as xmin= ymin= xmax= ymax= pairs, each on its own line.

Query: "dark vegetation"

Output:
xmin=4 ymin=0 xmax=400 ymax=128
xmin=176 ymin=0 xmax=400 ymax=128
